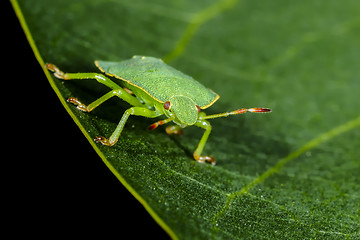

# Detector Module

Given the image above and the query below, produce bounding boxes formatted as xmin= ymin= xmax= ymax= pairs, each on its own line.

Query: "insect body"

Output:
xmin=46 ymin=56 xmax=271 ymax=165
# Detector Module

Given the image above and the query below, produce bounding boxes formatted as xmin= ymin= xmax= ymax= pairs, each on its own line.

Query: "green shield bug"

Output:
xmin=46 ymin=56 xmax=271 ymax=165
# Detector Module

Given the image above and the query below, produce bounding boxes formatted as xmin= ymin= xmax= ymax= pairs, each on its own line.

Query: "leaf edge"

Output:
xmin=10 ymin=0 xmax=178 ymax=238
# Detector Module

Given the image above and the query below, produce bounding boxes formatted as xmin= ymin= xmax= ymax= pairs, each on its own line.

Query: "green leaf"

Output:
xmin=12 ymin=0 xmax=360 ymax=238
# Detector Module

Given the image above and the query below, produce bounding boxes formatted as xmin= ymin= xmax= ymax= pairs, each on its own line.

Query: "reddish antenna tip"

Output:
xmin=248 ymin=108 xmax=272 ymax=113
xmin=148 ymin=123 xmax=157 ymax=131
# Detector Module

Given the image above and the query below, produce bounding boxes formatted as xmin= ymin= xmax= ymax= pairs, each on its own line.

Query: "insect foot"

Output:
xmin=165 ymin=125 xmax=183 ymax=135
xmin=94 ymin=136 xmax=116 ymax=146
xmin=67 ymin=97 xmax=89 ymax=112
xmin=45 ymin=63 xmax=66 ymax=79
xmin=195 ymin=155 xmax=216 ymax=165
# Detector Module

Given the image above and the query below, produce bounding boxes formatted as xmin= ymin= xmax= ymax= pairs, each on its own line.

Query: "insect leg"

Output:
xmin=165 ymin=125 xmax=183 ymax=135
xmin=95 ymin=107 xmax=161 ymax=146
xmin=148 ymin=117 xmax=175 ymax=131
xmin=46 ymin=63 xmax=143 ymax=107
xmin=67 ymin=90 xmax=118 ymax=112
xmin=46 ymin=63 xmax=121 ymax=89
xmin=193 ymin=119 xmax=215 ymax=165
xmin=67 ymin=88 xmax=139 ymax=112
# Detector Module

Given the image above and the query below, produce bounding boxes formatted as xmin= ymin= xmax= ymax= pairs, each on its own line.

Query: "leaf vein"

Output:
xmin=163 ymin=0 xmax=241 ymax=63
xmin=211 ymin=116 xmax=360 ymax=234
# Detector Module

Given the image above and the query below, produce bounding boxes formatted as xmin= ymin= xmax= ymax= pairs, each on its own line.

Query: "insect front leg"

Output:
xmin=193 ymin=119 xmax=215 ymax=165
xmin=148 ymin=117 xmax=175 ymax=131
xmin=165 ymin=125 xmax=183 ymax=135
xmin=95 ymin=107 xmax=161 ymax=146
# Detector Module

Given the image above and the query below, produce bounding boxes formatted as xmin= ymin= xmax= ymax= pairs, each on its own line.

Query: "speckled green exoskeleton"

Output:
xmin=46 ymin=56 xmax=271 ymax=165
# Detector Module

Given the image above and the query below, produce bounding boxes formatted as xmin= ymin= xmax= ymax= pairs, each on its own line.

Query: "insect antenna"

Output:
xmin=201 ymin=108 xmax=271 ymax=120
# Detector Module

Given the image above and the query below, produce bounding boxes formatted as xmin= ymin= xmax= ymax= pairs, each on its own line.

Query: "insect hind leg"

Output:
xmin=46 ymin=63 xmax=143 ymax=108
xmin=46 ymin=63 xmax=125 ymax=90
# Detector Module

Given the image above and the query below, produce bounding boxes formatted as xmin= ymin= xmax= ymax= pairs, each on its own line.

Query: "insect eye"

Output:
xmin=196 ymin=105 xmax=201 ymax=113
xmin=164 ymin=101 xmax=171 ymax=110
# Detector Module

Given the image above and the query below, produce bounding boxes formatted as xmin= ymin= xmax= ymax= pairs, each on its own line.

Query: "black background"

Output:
xmin=7 ymin=1 xmax=170 ymax=238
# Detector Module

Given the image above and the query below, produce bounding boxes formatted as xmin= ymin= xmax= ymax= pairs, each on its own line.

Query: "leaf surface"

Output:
xmin=12 ymin=0 xmax=360 ymax=238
